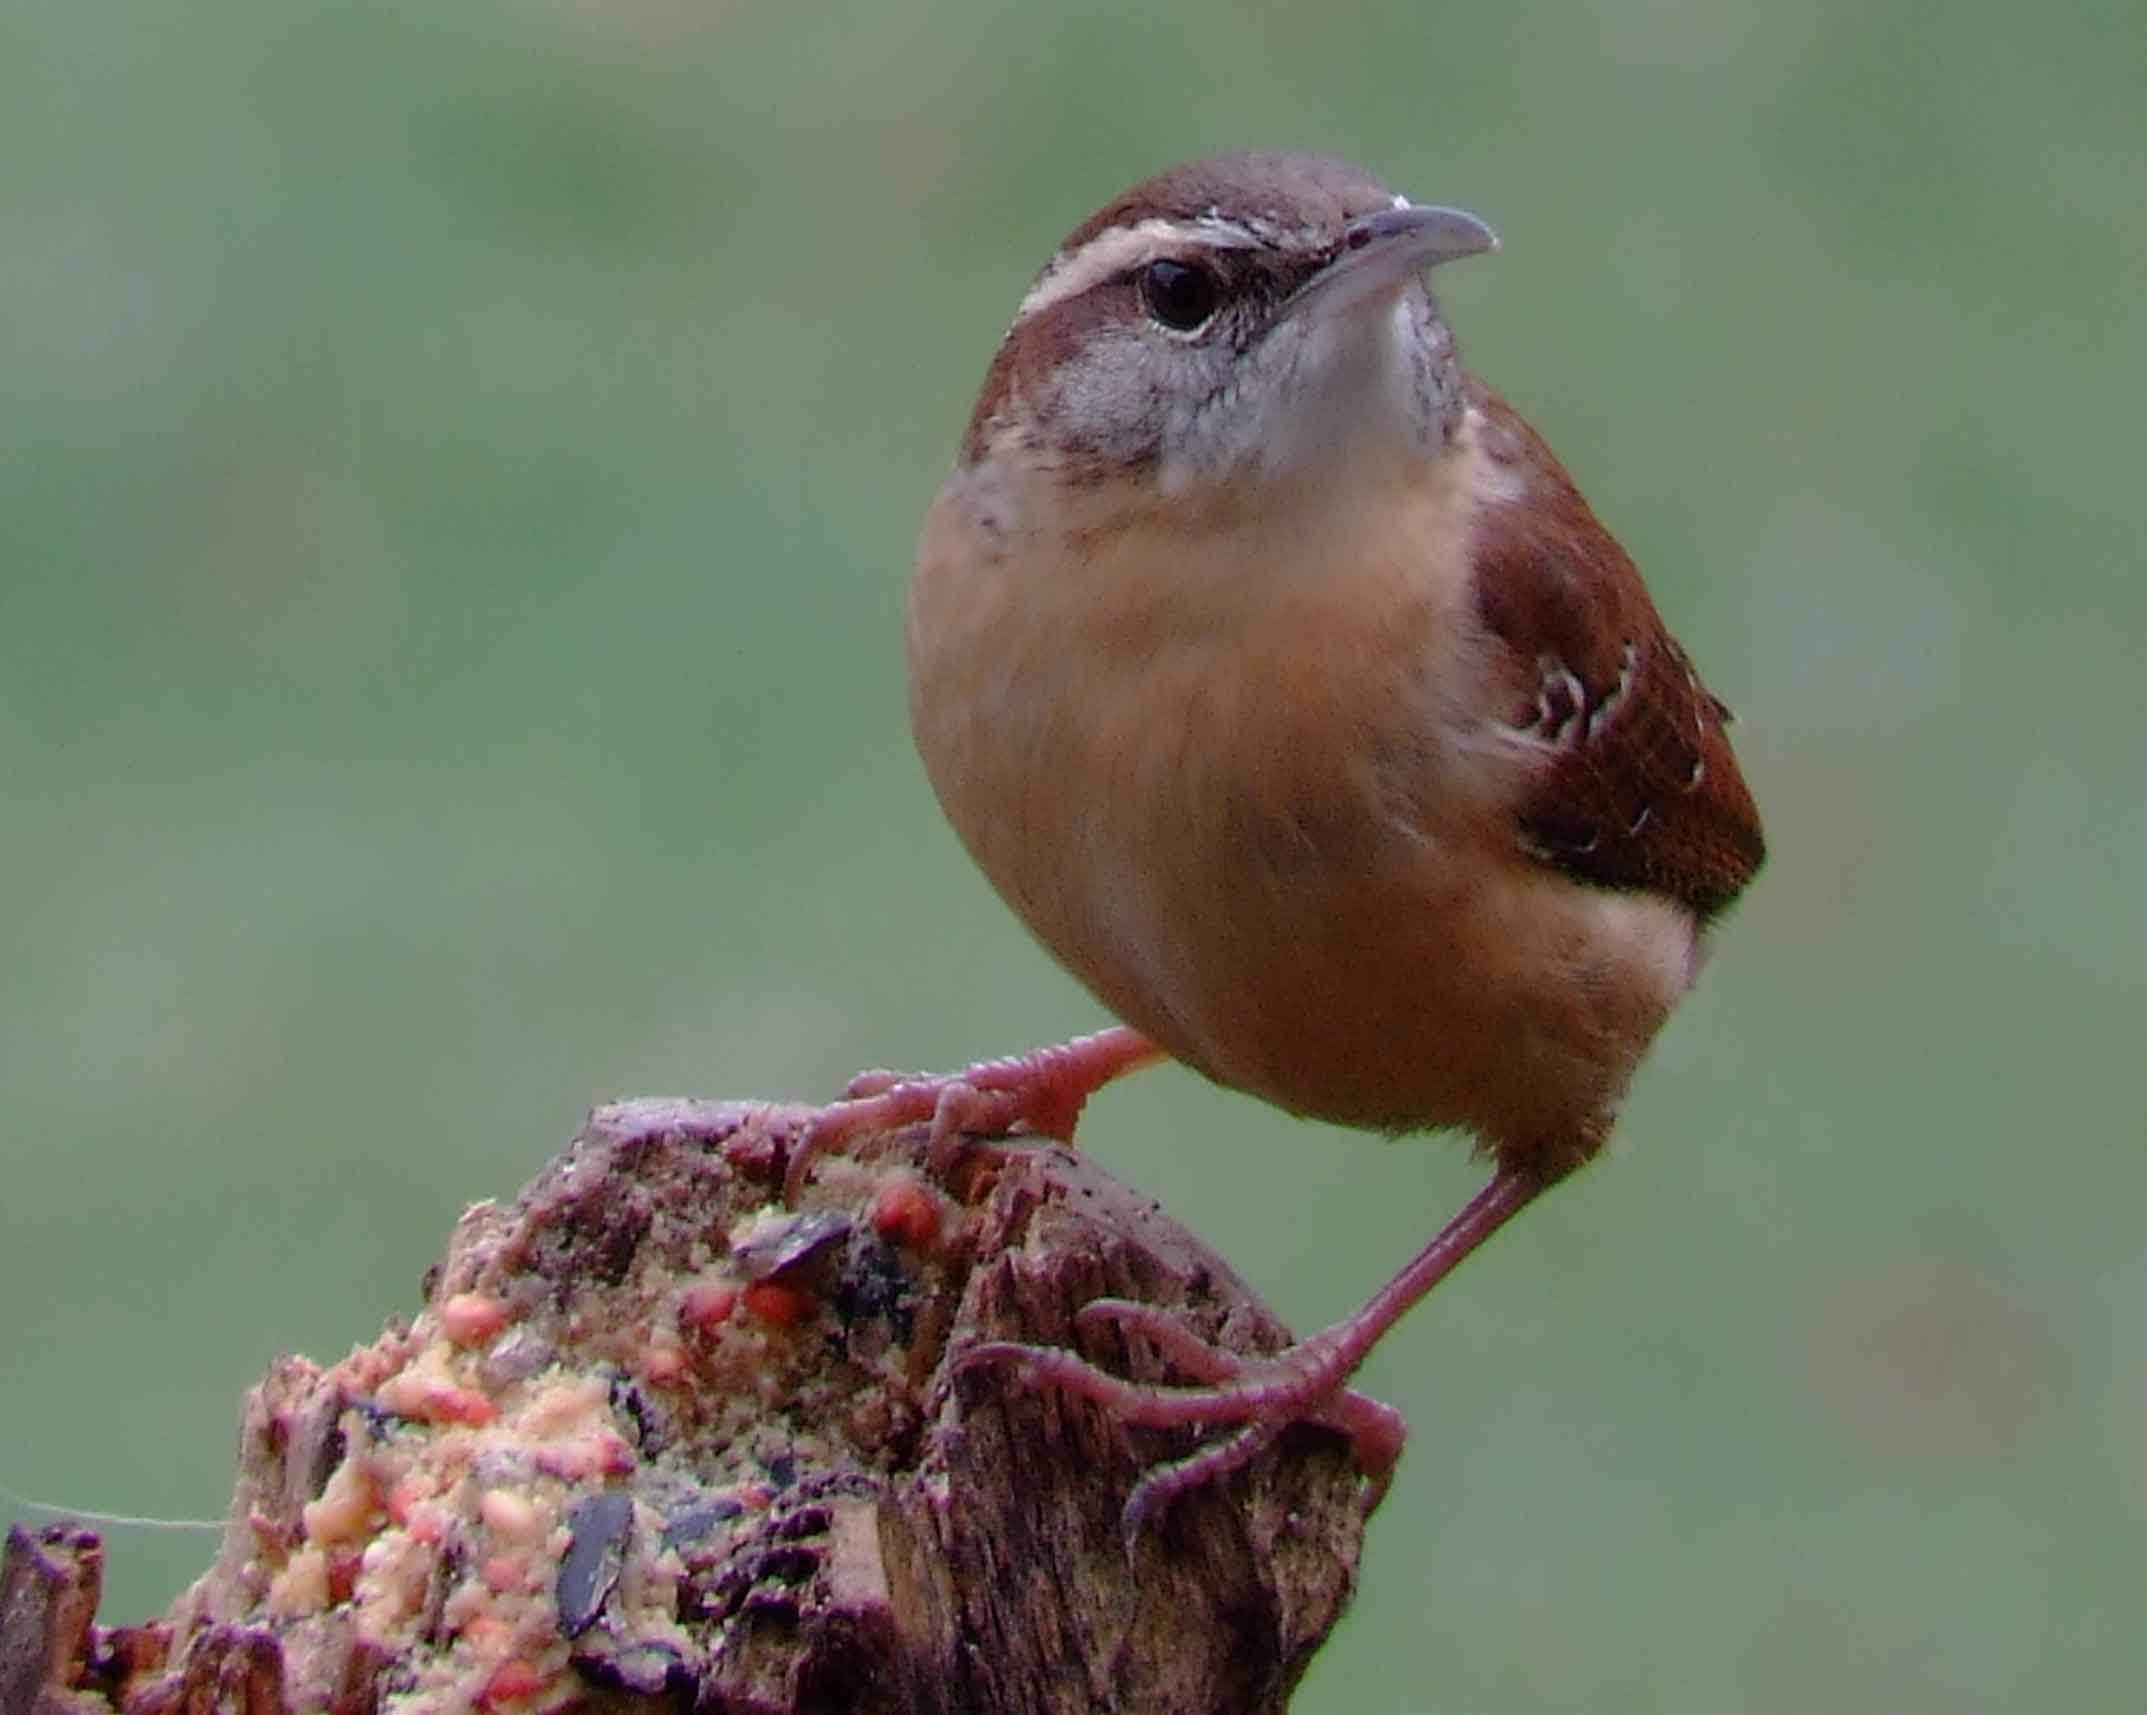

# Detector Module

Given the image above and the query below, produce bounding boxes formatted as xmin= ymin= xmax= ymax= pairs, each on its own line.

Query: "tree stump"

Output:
xmin=1 ymin=1100 xmax=1370 ymax=1713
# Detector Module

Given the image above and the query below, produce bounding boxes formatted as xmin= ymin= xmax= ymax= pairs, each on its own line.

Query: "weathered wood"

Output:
xmin=1 ymin=1525 xmax=111 ymax=1715
xmin=2 ymin=1100 xmax=1370 ymax=1713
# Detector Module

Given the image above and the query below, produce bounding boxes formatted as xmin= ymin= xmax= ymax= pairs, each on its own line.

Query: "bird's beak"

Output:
xmin=1277 ymin=203 xmax=1498 ymax=328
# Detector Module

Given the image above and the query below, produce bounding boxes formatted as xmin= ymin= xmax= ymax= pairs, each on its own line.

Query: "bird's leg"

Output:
xmin=783 ymin=1025 xmax=1161 ymax=1203
xmin=1065 ymin=1297 xmax=1408 ymax=1540
xmin=960 ymin=1166 xmax=1550 ymax=1534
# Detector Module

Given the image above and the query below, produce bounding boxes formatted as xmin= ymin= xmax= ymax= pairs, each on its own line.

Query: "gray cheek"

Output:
xmin=1049 ymin=324 xmax=1282 ymax=487
xmin=1043 ymin=329 xmax=1174 ymax=470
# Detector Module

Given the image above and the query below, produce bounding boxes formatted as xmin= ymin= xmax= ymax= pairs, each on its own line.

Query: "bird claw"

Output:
xmin=782 ymin=1076 xmax=1052 ymax=1205
xmin=782 ymin=1028 xmax=1158 ymax=1204
xmin=959 ymin=1304 xmax=1408 ymax=1539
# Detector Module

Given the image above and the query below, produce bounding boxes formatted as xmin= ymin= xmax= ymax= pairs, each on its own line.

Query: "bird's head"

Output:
xmin=959 ymin=152 xmax=1497 ymax=509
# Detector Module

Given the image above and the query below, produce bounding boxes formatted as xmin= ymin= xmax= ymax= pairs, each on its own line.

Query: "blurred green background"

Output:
xmin=5 ymin=0 xmax=2142 ymax=1706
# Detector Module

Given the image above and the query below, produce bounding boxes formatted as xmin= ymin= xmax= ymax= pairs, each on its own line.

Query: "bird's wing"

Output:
xmin=1465 ymin=379 xmax=1765 ymax=921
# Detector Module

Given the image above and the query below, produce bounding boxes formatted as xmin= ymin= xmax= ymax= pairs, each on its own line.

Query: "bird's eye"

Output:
xmin=1138 ymin=258 xmax=1221 ymax=332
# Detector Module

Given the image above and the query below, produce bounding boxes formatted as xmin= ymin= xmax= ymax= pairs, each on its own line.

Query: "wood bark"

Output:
xmin=1 ymin=1100 xmax=1369 ymax=1713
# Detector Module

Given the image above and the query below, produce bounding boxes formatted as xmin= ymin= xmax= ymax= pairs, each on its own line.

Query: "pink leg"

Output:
xmin=783 ymin=1026 xmax=1161 ymax=1203
xmin=1069 ymin=1298 xmax=1407 ymax=1539
xmin=961 ymin=1167 xmax=1548 ymax=1534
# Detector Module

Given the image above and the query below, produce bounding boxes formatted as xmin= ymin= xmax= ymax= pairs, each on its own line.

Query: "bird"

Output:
xmin=788 ymin=151 xmax=1765 ymax=1531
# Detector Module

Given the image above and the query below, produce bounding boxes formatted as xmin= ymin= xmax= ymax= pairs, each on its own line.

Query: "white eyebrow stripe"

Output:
xmin=1016 ymin=215 xmax=1264 ymax=321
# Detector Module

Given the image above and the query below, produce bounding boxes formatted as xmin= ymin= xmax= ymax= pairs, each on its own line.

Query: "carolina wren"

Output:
xmin=796 ymin=153 xmax=1764 ymax=1529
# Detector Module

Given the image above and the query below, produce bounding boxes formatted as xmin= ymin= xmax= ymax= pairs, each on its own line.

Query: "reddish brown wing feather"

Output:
xmin=1467 ymin=380 xmax=1765 ymax=921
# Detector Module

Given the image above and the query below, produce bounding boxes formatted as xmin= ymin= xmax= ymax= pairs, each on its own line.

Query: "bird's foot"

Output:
xmin=960 ymin=1168 xmax=1551 ymax=1539
xmin=782 ymin=1026 xmax=1159 ymax=1203
xmin=961 ymin=1298 xmax=1407 ymax=1541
